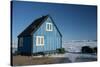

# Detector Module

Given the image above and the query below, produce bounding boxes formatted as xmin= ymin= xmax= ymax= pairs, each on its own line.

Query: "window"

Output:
xmin=19 ymin=37 xmax=23 ymax=47
xmin=46 ymin=23 xmax=53 ymax=31
xmin=36 ymin=36 xmax=44 ymax=46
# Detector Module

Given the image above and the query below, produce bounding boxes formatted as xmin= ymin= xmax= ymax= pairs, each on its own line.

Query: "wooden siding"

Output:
xmin=18 ymin=36 xmax=32 ymax=54
xmin=33 ymin=17 xmax=61 ymax=53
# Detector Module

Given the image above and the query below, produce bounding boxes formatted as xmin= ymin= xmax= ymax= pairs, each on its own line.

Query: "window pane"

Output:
xmin=41 ymin=38 xmax=43 ymax=44
xmin=47 ymin=24 xmax=49 ymax=30
xmin=36 ymin=36 xmax=44 ymax=46
xmin=50 ymin=24 xmax=51 ymax=30
xmin=38 ymin=37 xmax=40 ymax=45
xmin=20 ymin=37 xmax=23 ymax=47
xmin=46 ymin=23 xmax=53 ymax=31
xmin=50 ymin=24 xmax=53 ymax=31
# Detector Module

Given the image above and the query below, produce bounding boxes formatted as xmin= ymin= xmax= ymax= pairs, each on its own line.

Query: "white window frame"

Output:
xmin=46 ymin=23 xmax=53 ymax=31
xmin=36 ymin=36 xmax=44 ymax=46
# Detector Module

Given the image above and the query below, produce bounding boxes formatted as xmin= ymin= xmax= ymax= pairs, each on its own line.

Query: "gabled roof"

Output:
xmin=18 ymin=15 xmax=62 ymax=37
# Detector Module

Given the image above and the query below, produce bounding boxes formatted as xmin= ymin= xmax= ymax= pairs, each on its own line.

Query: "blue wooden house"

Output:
xmin=18 ymin=15 xmax=62 ymax=55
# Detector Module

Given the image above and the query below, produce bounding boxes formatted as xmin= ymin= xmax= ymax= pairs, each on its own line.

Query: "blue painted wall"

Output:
xmin=18 ymin=17 xmax=62 ymax=54
xmin=18 ymin=36 xmax=32 ymax=54
xmin=32 ymin=17 xmax=62 ymax=53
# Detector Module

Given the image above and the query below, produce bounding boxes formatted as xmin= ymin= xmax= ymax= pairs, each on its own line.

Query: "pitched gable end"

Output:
xmin=18 ymin=15 xmax=48 ymax=37
xmin=18 ymin=15 xmax=62 ymax=37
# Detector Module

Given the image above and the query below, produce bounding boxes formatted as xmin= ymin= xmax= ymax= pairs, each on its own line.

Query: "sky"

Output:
xmin=12 ymin=1 xmax=97 ymax=44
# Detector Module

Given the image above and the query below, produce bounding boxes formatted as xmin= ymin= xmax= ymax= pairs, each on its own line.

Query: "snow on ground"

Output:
xmin=34 ymin=53 xmax=97 ymax=62
xmin=64 ymin=53 xmax=97 ymax=62
xmin=62 ymin=40 xmax=97 ymax=52
xmin=12 ymin=40 xmax=97 ymax=62
xmin=49 ymin=40 xmax=97 ymax=62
